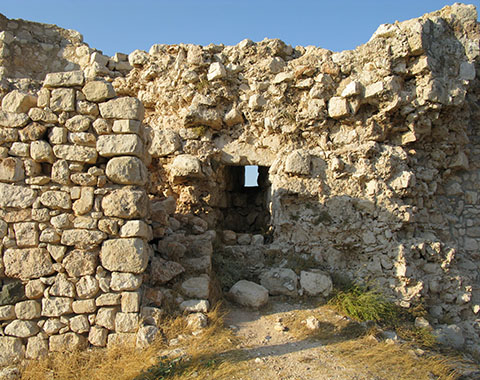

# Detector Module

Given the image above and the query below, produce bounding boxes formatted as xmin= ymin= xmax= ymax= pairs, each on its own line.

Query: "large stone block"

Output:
xmin=299 ymin=270 xmax=333 ymax=297
xmin=0 ymin=183 xmax=36 ymax=208
xmin=148 ymin=128 xmax=181 ymax=157
xmin=100 ymin=238 xmax=150 ymax=274
xmin=0 ymin=111 xmax=29 ymax=128
xmin=99 ymin=97 xmax=144 ymax=120
xmin=170 ymin=154 xmax=203 ymax=180
xmin=110 ymin=272 xmax=142 ymax=291
xmin=101 ymin=188 xmax=148 ymax=219
xmin=39 ymin=190 xmax=71 ymax=210
xmin=41 ymin=297 xmax=73 ymax=317
xmin=65 ymin=115 xmax=92 ymax=132
xmin=5 ymin=320 xmax=39 ymax=337
xmin=284 ymin=150 xmax=311 ymax=175
xmin=229 ymin=280 xmax=268 ymax=308
xmin=44 ymin=71 xmax=85 ymax=88
xmin=97 ymin=134 xmax=144 ymax=158
xmin=0 ymin=337 xmax=25 ymax=366
xmin=106 ymin=156 xmax=147 ymax=185
xmin=53 ymin=145 xmax=98 ymax=164
xmin=2 ymin=90 xmax=37 ymax=113
xmin=50 ymin=88 xmax=75 ymax=112
xmin=82 ymin=80 xmax=116 ymax=102
xmin=4 ymin=248 xmax=54 ymax=280
xmin=0 ymin=157 xmax=25 ymax=182
xmin=61 ymin=229 xmax=106 ymax=248
xmin=63 ymin=249 xmax=98 ymax=277
xmin=260 ymin=268 xmax=298 ymax=296
xmin=49 ymin=333 xmax=87 ymax=352
xmin=180 ymin=276 xmax=210 ymax=299
xmin=26 ymin=336 xmax=48 ymax=359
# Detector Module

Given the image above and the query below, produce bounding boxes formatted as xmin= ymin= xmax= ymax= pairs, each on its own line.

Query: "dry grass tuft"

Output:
xmin=330 ymin=336 xmax=461 ymax=380
xmin=21 ymin=305 xmax=249 ymax=380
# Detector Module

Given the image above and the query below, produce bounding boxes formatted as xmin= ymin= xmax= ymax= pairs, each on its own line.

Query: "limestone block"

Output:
xmin=260 ymin=268 xmax=298 ymax=296
xmin=0 ymin=157 xmax=25 ymax=182
xmin=341 ymin=81 xmax=362 ymax=97
xmin=50 ymin=88 xmax=75 ymax=112
xmin=100 ymin=238 xmax=150 ymax=274
xmin=5 ymin=320 xmax=39 ymax=338
xmin=72 ymin=299 xmax=96 ymax=314
xmin=121 ymin=292 xmax=140 ymax=313
xmin=284 ymin=150 xmax=310 ymax=175
xmin=272 ymin=71 xmax=294 ymax=84
xmin=26 ymin=336 xmax=48 ymax=359
xmin=9 ymin=142 xmax=29 ymax=157
xmin=207 ymin=62 xmax=226 ymax=81
xmin=170 ymin=154 xmax=203 ymax=180
xmin=96 ymin=293 xmax=121 ymax=306
xmin=180 ymin=300 xmax=210 ymax=313
xmin=44 ymin=71 xmax=84 ymax=88
xmin=65 ymin=115 xmax=92 ymax=132
xmin=39 ymin=191 xmax=71 ymax=210
xmin=2 ymin=90 xmax=37 ymax=113
xmin=25 ymin=280 xmax=45 ymax=300
xmin=0 ymin=183 xmax=35 ymax=208
xmin=50 ymin=274 xmax=75 ymax=298
xmin=128 ymin=49 xmax=149 ymax=66
xmin=0 ymin=111 xmax=29 ymax=128
xmin=180 ymin=276 xmax=210 ymax=299
xmin=72 ymin=187 xmax=94 ymax=215
xmin=136 ymin=325 xmax=158 ymax=349
xmin=42 ymin=318 xmax=65 ymax=335
xmin=224 ymin=108 xmax=244 ymax=127
xmin=88 ymin=326 xmax=108 ymax=346
xmin=82 ymin=81 xmax=116 ymax=102
xmin=19 ymin=122 xmax=47 ymax=142
xmin=92 ymin=118 xmax=112 ymax=135
xmin=184 ymin=106 xmax=222 ymax=129
xmin=53 ymin=145 xmax=98 ymax=163
xmin=14 ymin=300 xmax=41 ymax=320
xmin=299 ymin=270 xmax=333 ymax=297
xmin=229 ymin=280 xmax=268 ymax=308
xmin=96 ymin=307 xmax=117 ymax=330
xmin=71 ymin=173 xmax=96 ymax=186
xmin=60 ymin=249 xmax=93 ymax=276
xmin=107 ymin=333 xmax=136 ymax=348
xmin=29 ymin=141 xmax=53 ymax=163
xmin=106 ymin=156 xmax=147 ymax=185
xmin=112 ymin=119 xmax=140 ymax=134
xmin=148 ymin=128 xmax=181 ymax=157
xmin=248 ymin=94 xmax=266 ymax=110
xmin=13 ymin=222 xmax=39 ymax=248
xmin=68 ymin=132 xmax=97 ymax=147
xmin=119 ymin=220 xmax=152 ymax=240
xmin=0 ymin=337 xmax=25 ymax=366
xmin=110 ymin=272 xmax=142 ymax=291
xmin=0 ymin=305 xmax=15 ymax=321
xmin=49 ymin=333 xmax=87 ymax=352
xmin=76 ymin=275 xmax=99 ymax=299
xmin=97 ymin=134 xmax=144 ymax=158
xmin=61 ymin=229 xmax=105 ymax=249
xmin=42 ymin=297 xmax=73 ymax=317
xmin=99 ymin=97 xmax=144 ymax=120
xmin=365 ymin=81 xmax=384 ymax=99
xmin=328 ymin=97 xmax=349 ymax=118
xmin=29 ymin=107 xmax=58 ymax=123
xmin=115 ymin=312 xmax=139 ymax=333
xmin=4 ymin=248 xmax=54 ymax=280
xmin=101 ymin=188 xmax=148 ymax=219
xmin=70 ymin=315 xmax=90 ymax=334
xmin=150 ymin=257 xmax=185 ymax=285
xmin=49 ymin=127 xmax=67 ymax=145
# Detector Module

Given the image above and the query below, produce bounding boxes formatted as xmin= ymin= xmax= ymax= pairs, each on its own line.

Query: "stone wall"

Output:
xmin=0 ymin=2 xmax=480 ymax=362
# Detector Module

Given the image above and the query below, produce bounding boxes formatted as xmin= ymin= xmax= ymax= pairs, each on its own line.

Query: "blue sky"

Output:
xmin=1 ymin=1 xmax=476 ymax=57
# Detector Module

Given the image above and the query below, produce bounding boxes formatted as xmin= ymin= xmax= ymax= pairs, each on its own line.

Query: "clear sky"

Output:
xmin=1 ymin=1 xmax=477 ymax=57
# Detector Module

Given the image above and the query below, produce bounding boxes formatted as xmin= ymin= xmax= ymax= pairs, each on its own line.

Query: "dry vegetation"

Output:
xmin=18 ymin=296 xmax=477 ymax=380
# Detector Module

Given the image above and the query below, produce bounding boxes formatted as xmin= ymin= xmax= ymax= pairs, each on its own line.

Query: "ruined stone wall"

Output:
xmin=0 ymin=3 xmax=480 ymax=362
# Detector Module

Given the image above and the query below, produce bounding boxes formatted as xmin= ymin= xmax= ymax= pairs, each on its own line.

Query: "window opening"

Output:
xmin=245 ymin=165 xmax=258 ymax=187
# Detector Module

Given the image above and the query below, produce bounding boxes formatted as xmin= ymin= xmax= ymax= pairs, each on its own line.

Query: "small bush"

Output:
xmin=328 ymin=284 xmax=398 ymax=323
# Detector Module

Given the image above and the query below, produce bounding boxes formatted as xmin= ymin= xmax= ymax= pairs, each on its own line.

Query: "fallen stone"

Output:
xmin=260 ymin=268 xmax=298 ymax=296
xmin=229 ymin=280 xmax=269 ymax=308
xmin=328 ymin=97 xmax=349 ymax=118
xmin=299 ymin=270 xmax=333 ymax=297
xmin=207 ymin=62 xmax=227 ymax=81
xmin=180 ymin=300 xmax=210 ymax=313
xmin=136 ymin=325 xmax=158 ymax=348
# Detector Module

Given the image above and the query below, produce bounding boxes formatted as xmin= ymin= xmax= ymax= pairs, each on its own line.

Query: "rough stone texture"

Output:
xmin=26 ymin=336 xmax=49 ymax=359
xmin=5 ymin=320 xmax=39 ymax=338
xmin=148 ymin=128 xmax=181 ymax=157
xmin=14 ymin=301 xmax=41 ymax=320
xmin=2 ymin=90 xmax=37 ymax=113
xmin=97 ymin=134 xmax=144 ymax=158
xmin=99 ymin=97 xmax=144 ymax=120
xmin=0 ymin=157 xmax=25 ymax=182
xmin=0 ymin=305 xmax=16 ymax=321
xmin=0 ymin=337 xmax=25 ymax=366
xmin=4 ymin=248 xmax=54 ymax=279
xmin=110 ymin=272 xmax=142 ymax=291
xmin=49 ymin=333 xmax=87 ymax=352
xmin=106 ymin=156 xmax=147 ymax=185
xmin=229 ymin=280 xmax=269 ymax=308
xmin=53 ymin=145 xmax=98 ymax=163
xmin=101 ymin=188 xmax=148 ymax=219
xmin=136 ymin=325 xmax=158 ymax=348
xmin=61 ymin=229 xmax=106 ymax=248
xmin=150 ymin=257 xmax=185 ymax=284
xmin=180 ymin=276 xmax=210 ymax=299
xmin=41 ymin=297 xmax=73 ymax=317
xmin=63 ymin=249 xmax=97 ymax=277
xmin=260 ymin=268 xmax=298 ymax=296
xmin=44 ymin=71 xmax=84 ymax=88
xmin=88 ymin=326 xmax=108 ymax=347
xmin=100 ymin=238 xmax=150 ymax=274
xmin=82 ymin=81 xmax=116 ymax=102
xmin=300 ymin=271 xmax=333 ymax=297
xmin=0 ymin=183 xmax=35 ymax=208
